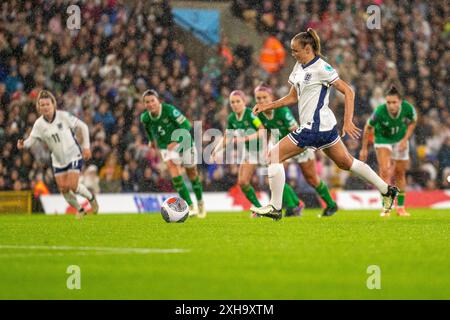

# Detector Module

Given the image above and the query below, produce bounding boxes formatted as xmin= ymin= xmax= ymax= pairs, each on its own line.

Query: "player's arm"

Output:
xmin=399 ymin=106 xmax=418 ymax=152
xmin=403 ymin=121 xmax=417 ymax=142
xmin=169 ymin=107 xmax=192 ymax=151
xmin=18 ymin=125 xmax=40 ymax=150
xmin=234 ymin=116 xmax=265 ymax=144
xmin=18 ymin=136 xmax=38 ymax=150
xmin=332 ymin=79 xmax=361 ymax=139
xmin=146 ymin=132 xmax=157 ymax=149
xmin=169 ymin=106 xmax=191 ymax=131
xmin=252 ymin=85 xmax=298 ymax=115
xmin=63 ymin=111 xmax=91 ymax=159
xmin=73 ymin=118 xmax=91 ymax=160
xmin=360 ymin=107 xmax=380 ymax=161
xmin=360 ymin=122 xmax=374 ymax=161
xmin=212 ymin=117 xmax=234 ymax=161
xmin=140 ymin=113 xmax=157 ymax=148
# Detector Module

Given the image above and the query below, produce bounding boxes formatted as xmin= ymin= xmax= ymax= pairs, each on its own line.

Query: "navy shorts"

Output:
xmin=287 ymin=126 xmax=340 ymax=150
xmin=53 ymin=159 xmax=83 ymax=175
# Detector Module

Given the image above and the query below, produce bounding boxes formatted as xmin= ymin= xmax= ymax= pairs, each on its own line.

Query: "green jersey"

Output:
xmin=257 ymin=107 xmax=298 ymax=139
xmin=227 ymin=107 xmax=263 ymax=151
xmin=140 ymin=103 xmax=192 ymax=149
xmin=368 ymin=100 xmax=417 ymax=144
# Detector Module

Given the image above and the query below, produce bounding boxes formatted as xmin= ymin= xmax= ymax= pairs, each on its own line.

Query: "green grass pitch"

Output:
xmin=0 ymin=209 xmax=449 ymax=299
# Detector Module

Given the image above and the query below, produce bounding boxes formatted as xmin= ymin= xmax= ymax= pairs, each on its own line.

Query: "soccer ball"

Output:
xmin=161 ymin=197 xmax=189 ymax=223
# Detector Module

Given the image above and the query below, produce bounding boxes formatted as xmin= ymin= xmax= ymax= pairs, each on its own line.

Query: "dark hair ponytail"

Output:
xmin=292 ymin=28 xmax=322 ymax=57
xmin=385 ymin=85 xmax=402 ymax=98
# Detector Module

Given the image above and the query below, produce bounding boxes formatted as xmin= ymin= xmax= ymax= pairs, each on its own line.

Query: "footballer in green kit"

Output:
xmin=360 ymin=86 xmax=417 ymax=217
xmin=254 ymin=85 xmax=337 ymax=217
xmin=212 ymin=90 xmax=266 ymax=210
xmin=140 ymin=89 xmax=206 ymax=218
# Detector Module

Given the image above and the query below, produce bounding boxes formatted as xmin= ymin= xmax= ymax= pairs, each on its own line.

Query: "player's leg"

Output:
xmin=183 ymin=146 xmax=206 ymax=217
xmin=375 ymin=146 xmax=392 ymax=185
xmin=322 ymin=140 xmax=398 ymax=214
xmin=299 ymin=156 xmax=337 ymax=217
xmin=282 ymin=181 xmax=303 ymax=216
xmin=185 ymin=165 xmax=206 ymax=218
xmin=391 ymin=141 xmax=410 ymax=216
xmin=167 ymin=159 xmax=195 ymax=214
xmin=55 ymin=170 xmax=85 ymax=218
xmin=67 ymin=160 xmax=98 ymax=214
xmin=393 ymin=160 xmax=409 ymax=216
xmin=251 ymin=134 xmax=306 ymax=219
xmin=375 ymin=146 xmax=393 ymax=216
xmin=392 ymin=143 xmax=410 ymax=217
xmin=238 ymin=162 xmax=261 ymax=208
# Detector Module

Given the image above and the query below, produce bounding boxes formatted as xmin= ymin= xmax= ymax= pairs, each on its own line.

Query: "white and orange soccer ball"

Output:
xmin=160 ymin=197 xmax=189 ymax=223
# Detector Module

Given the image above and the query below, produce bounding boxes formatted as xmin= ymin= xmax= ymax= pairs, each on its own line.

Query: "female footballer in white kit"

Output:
xmin=251 ymin=29 xmax=399 ymax=220
xmin=17 ymin=90 xmax=98 ymax=218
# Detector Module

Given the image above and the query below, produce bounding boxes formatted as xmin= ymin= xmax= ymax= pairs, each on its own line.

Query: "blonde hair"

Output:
xmin=36 ymin=90 xmax=57 ymax=112
xmin=293 ymin=28 xmax=322 ymax=57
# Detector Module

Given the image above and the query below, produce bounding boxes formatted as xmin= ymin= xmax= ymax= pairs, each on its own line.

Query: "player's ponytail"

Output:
xmin=36 ymin=90 xmax=57 ymax=111
xmin=307 ymin=28 xmax=322 ymax=56
xmin=293 ymin=28 xmax=322 ymax=57
xmin=385 ymin=85 xmax=402 ymax=98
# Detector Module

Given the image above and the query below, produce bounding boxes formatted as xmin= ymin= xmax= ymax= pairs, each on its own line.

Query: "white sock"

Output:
xmin=76 ymin=183 xmax=93 ymax=200
xmin=63 ymin=192 xmax=81 ymax=211
xmin=350 ymin=159 xmax=388 ymax=194
xmin=268 ymin=163 xmax=285 ymax=210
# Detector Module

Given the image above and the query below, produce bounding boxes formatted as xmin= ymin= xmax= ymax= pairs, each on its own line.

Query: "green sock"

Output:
xmin=172 ymin=176 xmax=193 ymax=206
xmin=283 ymin=184 xmax=299 ymax=208
xmin=315 ymin=180 xmax=336 ymax=208
xmin=287 ymin=184 xmax=300 ymax=207
xmin=241 ymin=184 xmax=261 ymax=207
xmin=190 ymin=176 xmax=203 ymax=201
xmin=397 ymin=190 xmax=405 ymax=207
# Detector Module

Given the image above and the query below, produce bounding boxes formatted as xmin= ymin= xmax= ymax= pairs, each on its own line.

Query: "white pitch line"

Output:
xmin=0 ymin=245 xmax=190 ymax=254
xmin=0 ymin=252 xmax=110 ymax=258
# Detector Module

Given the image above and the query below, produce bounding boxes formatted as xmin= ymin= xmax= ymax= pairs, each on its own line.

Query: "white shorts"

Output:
xmin=160 ymin=146 xmax=198 ymax=168
xmin=289 ymin=148 xmax=316 ymax=164
xmin=374 ymin=141 xmax=409 ymax=161
xmin=53 ymin=158 xmax=83 ymax=176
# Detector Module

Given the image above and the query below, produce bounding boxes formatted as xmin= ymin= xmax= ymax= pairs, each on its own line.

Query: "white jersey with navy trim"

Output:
xmin=26 ymin=111 xmax=83 ymax=168
xmin=288 ymin=56 xmax=339 ymax=132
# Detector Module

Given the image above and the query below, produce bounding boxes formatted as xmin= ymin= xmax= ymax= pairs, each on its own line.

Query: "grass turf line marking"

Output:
xmin=0 ymin=252 xmax=116 ymax=258
xmin=0 ymin=245 xmax=190 ymax=255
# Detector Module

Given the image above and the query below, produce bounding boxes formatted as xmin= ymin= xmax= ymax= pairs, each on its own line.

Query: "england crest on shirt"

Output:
xmin=304 ymin=72 xmax=312 ymax=84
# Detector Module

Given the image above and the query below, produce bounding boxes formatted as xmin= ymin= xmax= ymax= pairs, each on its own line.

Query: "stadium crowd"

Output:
xmin=0 ymin=0 xmax=448 ymax=202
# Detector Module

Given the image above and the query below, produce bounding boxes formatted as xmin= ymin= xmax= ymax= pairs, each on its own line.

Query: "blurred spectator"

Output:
xmin=259 ymin=34 xmax=286 ymax=74
xmin=94 ymin=101 xmax=116 ymax=135
xmin=218 ymin=36 xmax=233 ymax=66
xmin=99 ymin=153 xmax=122 ymax=193
xmin=138 ymin=167 xmax=159 ymax=192
xmin=121 ymin=169 xmax=136 ymax=193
